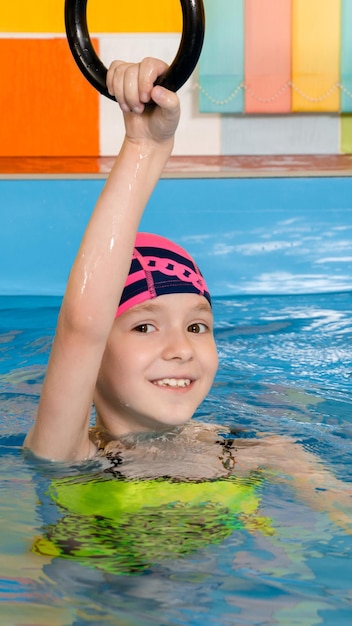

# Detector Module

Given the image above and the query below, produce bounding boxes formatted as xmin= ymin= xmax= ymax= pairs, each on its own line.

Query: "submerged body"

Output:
xmin=33 ymin=423 xmax=273 ymax=575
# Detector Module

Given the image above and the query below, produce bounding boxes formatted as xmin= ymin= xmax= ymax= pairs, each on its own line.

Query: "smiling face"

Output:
xmin=94 ymin=293 xmax=218 ymax=436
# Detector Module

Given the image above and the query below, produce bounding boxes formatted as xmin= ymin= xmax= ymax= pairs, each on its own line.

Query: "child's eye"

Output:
xmin=187 ymin=323 xmax=208 ymax=334
xmin=133 ymin=323 xmax=155 ymax=333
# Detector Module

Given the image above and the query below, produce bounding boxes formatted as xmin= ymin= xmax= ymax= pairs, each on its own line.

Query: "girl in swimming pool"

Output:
xmin=23 ymin=59 xmax=352 ymax=530
xmin=24 ymin=57 xmax=220 ymax=469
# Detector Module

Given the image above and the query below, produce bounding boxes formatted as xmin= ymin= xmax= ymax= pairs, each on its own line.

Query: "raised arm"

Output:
xmin=24 ymin=58 xmax=180 ymax=462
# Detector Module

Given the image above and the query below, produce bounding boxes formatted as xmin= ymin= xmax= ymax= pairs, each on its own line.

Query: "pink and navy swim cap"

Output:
xmin=116 ymin=233 xmax=211 ymax=317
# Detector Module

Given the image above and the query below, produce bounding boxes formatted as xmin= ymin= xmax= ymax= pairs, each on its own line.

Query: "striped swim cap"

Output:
xmin=116 ymin=233 xmax=211 ymax=317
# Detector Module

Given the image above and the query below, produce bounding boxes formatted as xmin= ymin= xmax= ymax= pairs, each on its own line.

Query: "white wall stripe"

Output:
xmin=99 ymin=34 xmax=221 ymax=156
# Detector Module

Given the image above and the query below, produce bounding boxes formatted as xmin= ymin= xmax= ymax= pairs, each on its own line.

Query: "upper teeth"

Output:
xmin=154 ymin=378 xmax=191 ymax=388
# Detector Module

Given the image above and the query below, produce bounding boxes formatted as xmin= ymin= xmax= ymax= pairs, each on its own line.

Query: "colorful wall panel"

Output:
xmin=0 ymin=38 xmax=99 ymax=157
xmin=0 ymin=1 xmax=183 ymax=158
xmin=244 ymin=0 xmax=291 ymax=114
xmin=1 ymin=1 xmax=352 ymax=156
xmin=0 ymin=0 xmax=182 ymax=33
xmin=199 ymin=0 xmax=244 ymax=113
xmin=341 ymin=0 xmax=352 ymax=113
xmin=292 ymin=0 xmax=340 ymax=112
xmin=200 ymin=0 xmax=350 ymax=115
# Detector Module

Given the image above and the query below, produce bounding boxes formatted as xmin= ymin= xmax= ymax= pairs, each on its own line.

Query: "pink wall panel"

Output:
xmin=244 ymin=0 xmax=292 ymax=113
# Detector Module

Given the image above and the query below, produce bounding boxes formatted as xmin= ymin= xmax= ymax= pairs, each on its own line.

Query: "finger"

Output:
xmin=122 ymin=64 xmax=145 ymax=113
xmin=106 ymin=60 xmax=125 ymax=97
xmin=138 ymin=57 xmax=169 ymax=103
xmin=150 ymin=85 xmax=180 ymax=120
xmin=106 ymin=61 xmax=138 ymax=112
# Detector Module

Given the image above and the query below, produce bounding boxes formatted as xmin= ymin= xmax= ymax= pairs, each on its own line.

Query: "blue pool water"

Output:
xmin=1 ymin=292 xmax=352 ymax=625
xmin=2 ymin=176 xmax=352 ymax=297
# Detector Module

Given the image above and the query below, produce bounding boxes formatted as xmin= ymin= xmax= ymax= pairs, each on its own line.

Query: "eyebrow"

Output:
xmin=190 ymin=302 xmax=213 ymax=314
xmin=125 ymin=300 xmax=212 ymax=317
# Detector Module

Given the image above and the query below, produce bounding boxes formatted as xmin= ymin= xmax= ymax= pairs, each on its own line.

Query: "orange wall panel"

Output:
xmin=0 ymin=39 xmax=99 ymax=157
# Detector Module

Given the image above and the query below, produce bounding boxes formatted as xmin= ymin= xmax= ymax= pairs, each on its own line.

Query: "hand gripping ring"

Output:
xmin=64 ymin=0 xmax=205 ymax=101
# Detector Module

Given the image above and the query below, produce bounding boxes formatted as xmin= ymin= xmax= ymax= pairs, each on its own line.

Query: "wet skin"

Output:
xmin=94 ymin=293 xmax=218 ymax=437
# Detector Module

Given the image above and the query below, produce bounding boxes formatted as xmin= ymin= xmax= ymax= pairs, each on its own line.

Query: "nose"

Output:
xmin=161 ymin=328 xmax=194 ymax=362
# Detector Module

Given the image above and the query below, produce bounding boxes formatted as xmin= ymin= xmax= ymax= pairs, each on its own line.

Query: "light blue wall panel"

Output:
xmin=221 ymin=115 xmax=340 ymax=155
xmin=341 ymin=0 xmax=352 ymax=112
xmin=199 ymin=0 xmax=244 ymax=113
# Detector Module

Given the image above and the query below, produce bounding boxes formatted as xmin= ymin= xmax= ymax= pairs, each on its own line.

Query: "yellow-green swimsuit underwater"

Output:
xmin=33 ymin=473 xmax=273 ymax=575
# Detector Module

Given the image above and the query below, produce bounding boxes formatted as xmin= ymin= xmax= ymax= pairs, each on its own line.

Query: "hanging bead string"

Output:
xmin=197 ymin=81 xmax=245 ymax=106
xmin=196 ymin=80 xmax=352 ymax=107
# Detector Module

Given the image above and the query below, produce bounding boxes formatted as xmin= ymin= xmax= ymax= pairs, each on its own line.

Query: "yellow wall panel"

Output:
xmin=88 ymin=0 xmax=181 ymax=33
xmin=0 ymin=0 xmax=181 ymax=33
xmin=1 ymin=0 xmax=66 ymax=32
xmin=292 ymin=0 xmax=340 ymax=112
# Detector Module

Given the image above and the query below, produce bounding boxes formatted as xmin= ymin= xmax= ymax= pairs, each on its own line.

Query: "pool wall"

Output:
xmin=2 ymin=176 xmax=352 ymax=296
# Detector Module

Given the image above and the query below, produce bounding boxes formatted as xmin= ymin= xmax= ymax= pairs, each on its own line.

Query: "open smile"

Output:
xmin=152 ymin=378 xmax=192 ymax=389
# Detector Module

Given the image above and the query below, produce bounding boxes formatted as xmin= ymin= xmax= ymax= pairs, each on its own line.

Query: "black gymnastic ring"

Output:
xmin=64 ymin=0 xmax=205 ymax=101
